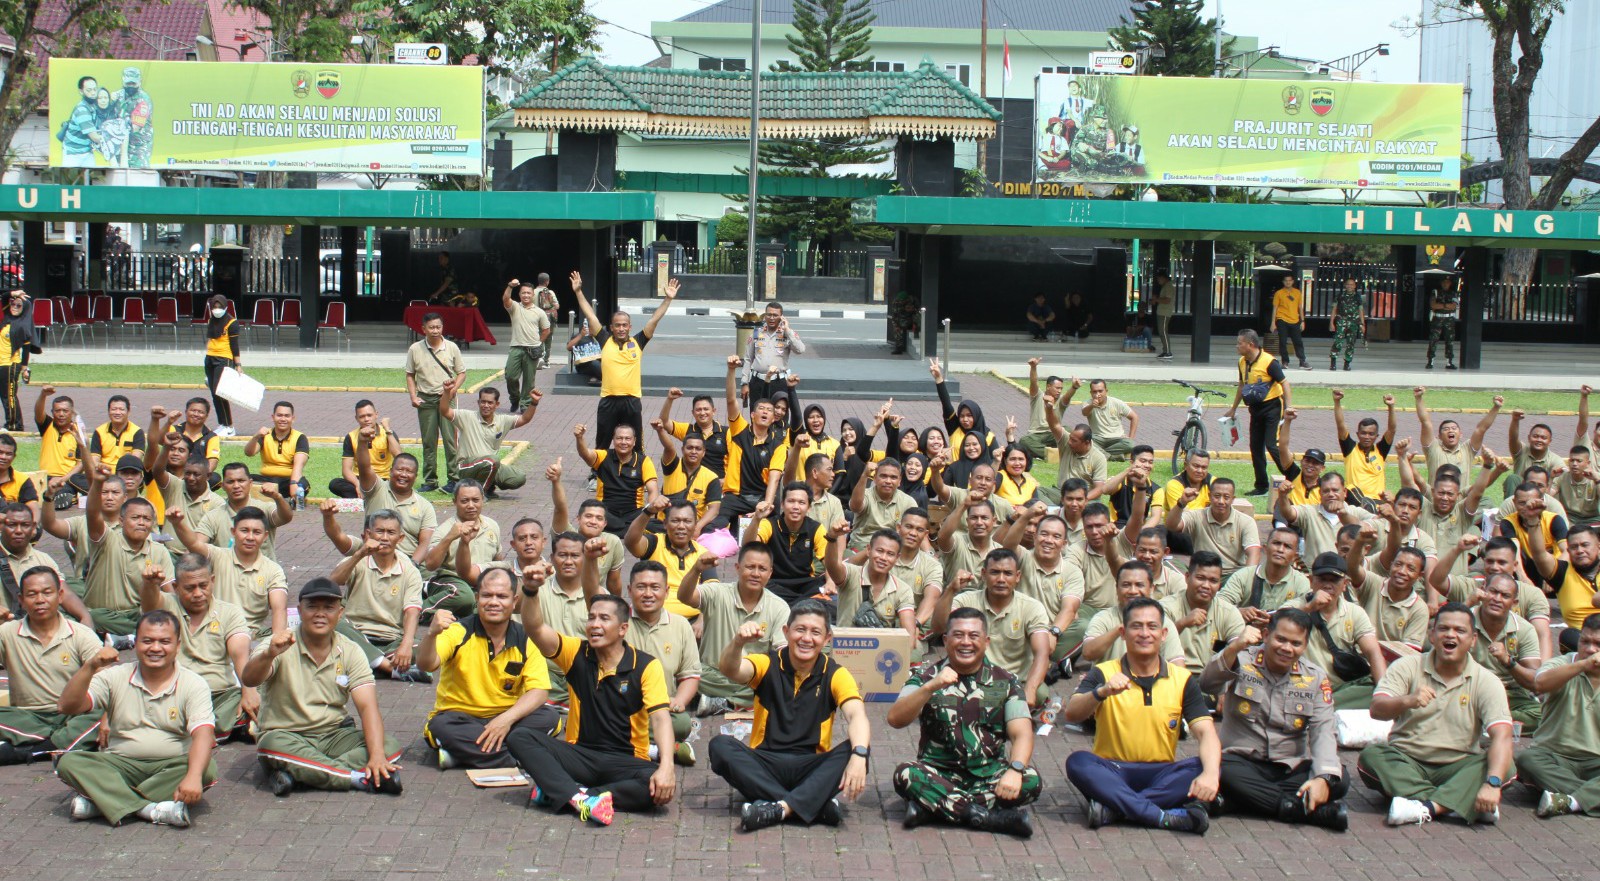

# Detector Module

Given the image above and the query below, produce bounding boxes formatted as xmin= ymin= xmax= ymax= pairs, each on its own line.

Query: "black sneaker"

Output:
xmin=1446 ymin=362 xmax=1457 ymax=370
xmin=1343 ymin=361 xmax=1352 ymax=371
xmin=268 ymin=769 xmax=294 ymax=797
xmin=1425 ymin=359 xmax=1434 ymax=370
xmin=442 ymin=481 xmax=459 ymax=495
xmin=1160 ymin=801 xmax=1210 ymax=835
xmin=372 ymin=771 xmax=403 ymax=796
xmin=816 ymin=798 xmax=843 ymax=827
xmin=1043 ymin=655 xmax=1073 ymax=686
xmin=740 ymin=800 xmax=786 ymax=832
xmin=1086 ymin=799 xmax=1118 ymax=829
xmin=902 ymin=799 xmax=931 ymax=829
xmin=1245 ymin=486 xmax=1270 ymax=497
xmin=0 ymin=742 xmax=29 ymax=766
xmin=418 ymin=481 xmax=439 ymax=493
xmin=390 ymin=666 xmax=433 ymax=684
xmin=54 ymin=491 xmax=76 ymax=511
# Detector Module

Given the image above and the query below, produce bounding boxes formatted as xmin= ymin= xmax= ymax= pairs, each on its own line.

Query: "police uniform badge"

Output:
xmin=61 ymin=652 xmax=71 ymax=664
xmin=1238 ymin=700 xmax=1251 ymax=714
xmin=168 ymin=707 xmax=179 ymax=722
xmin=209 ymin=620 xmax=221 ymax=633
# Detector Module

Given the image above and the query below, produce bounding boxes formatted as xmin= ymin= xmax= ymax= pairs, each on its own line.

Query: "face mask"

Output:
xmin=211 ymin=308 xmax=226 ymax=318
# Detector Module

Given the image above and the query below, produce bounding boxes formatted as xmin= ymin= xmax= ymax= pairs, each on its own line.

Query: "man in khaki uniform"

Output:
xmin=848 ymin=460 xmax=916 ymax=553
xmin=356 ymin=427 xmax=436 ymax=563
xmin=1521 ymin=614 xmax=1600 ymax=817
xmin=331 ymin=509 xmax=425 ymax=681
xmin=1162 ymin=552 xmax=1247 ymax=676
xmin=244 ymin=577 xmax=402 ymax=796
xmin=1041 ymin=402 xmax=1108 ymax=499
xmin=1359 ymin=602 xmax=1514 ymax=825
xmin=1469 ymin=573 xmax=1544 ymax=733
xmin=421 ymin=481 xmax=501 ymax=619
xmin=1061 ymin=501 xmax=1142 ymax=656
xmin=935 ymin=495 xmax=999 ymax=591
xmin=535 ymin=532 xmax=593 ymax=706
xmin=678 ymin=543 xmax=790 ymax=713
xmin=1164 ymin=478 xmax=1260 ymax=582
xmin=1428 ymin=535 xmax=1555 ymax=659
xmin=1396 ymin=440 xmax=1501 ymax=577
xmin=1000 ymin=508 xmax=1073 ymax=660
xmin=199 ymin=464 xmax=294 ymax=562
xmin=828 ymin=526 xmax=916 ymax=639
xmin=1081 ymin=380 xmax=1138 ymax=460
xmin=55 ymin=609 xmax=217 ymax=827
xmin=405 ymin=312 xmax=467 ymax=492
xmin=1279 ymin=553 xmax=1387 ymax=709
xmin=1078 ymin=561 xmax=1187 ymax=667
xmin=0 ymin=502 xmax=90 ymax=626
xmin=1201 ymin=607 xmax=1348 ymax=830
xmin=1218 ymin=526 xmax=1308 ymax=627
xmin=934 ymin=548 xmax=1052 ymax=707
xmin=1554 ymin=446 xmax=1599 ymax=527
xmin=502 ymin=277 xmax=553 ymax=413
xmin=0 ymin=566 xmax=104 ymax=763
xmin=440 ymin=380 xmax=537 ymax=494
xmin=139 ymin=553 xmax=254 ymax=737
xmin=873 ymin=508 xmax=943 ymax=626
xmin=167 ymin=503 xmax=287 ymax=638
xmin=1275 ymin=472 xmax=1370 ymax=564
xmin=84 ymin=489 xmax=173 ymax=639
xmin=930 ymin=463 xmax=1015 ymax=535
xmin=1346 ymin=523 xmax=1429 ymax=651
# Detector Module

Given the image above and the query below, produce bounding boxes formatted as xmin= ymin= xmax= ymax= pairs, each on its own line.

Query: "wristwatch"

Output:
xmin=1008 ymin=760 xmax=1028 ymax=773
xmin=1048 ymin=626 xmax=1062 ymax=637
xmin=1486 ymin=775 xmax=1504 ymax=789
xmin=851 ymin=745 xmax=871 ymax=760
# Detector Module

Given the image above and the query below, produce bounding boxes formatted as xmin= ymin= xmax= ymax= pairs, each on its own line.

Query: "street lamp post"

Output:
xmin=744 ymin=0 xmax=763 ymax=313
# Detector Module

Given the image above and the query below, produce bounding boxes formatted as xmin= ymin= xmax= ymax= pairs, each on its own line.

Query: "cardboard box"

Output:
xmin=829 ymin=627 xmax=914 ymax=702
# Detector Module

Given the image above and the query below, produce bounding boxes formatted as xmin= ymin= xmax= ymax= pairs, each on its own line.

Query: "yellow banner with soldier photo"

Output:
xmin=1033 ymin=74 xmax=1462 ymax=192
xmin=47 ymin=58 xmax=484 ymax=175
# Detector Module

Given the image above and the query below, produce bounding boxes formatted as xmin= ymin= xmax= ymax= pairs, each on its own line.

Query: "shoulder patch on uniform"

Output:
xmin=1321 ymin=679 xmax=1333 ymax=704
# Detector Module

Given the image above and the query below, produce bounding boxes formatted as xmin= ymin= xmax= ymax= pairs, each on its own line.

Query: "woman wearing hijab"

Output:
xmin=201 ymin=294 xmax=240 ymax=436
xmin=930 ymin=359 xmax=999 ymax=459
xmin=995 ymin=444 xmax=1042 ymax=507
xmin=0 ymin=291 xmax=40 ymax=432
xmin=900 ymin=452 xmax=931 ymax=507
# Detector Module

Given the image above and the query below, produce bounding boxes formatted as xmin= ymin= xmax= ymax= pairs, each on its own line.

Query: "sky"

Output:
xmin=588 ymin=0 xmax=1430 ymax=84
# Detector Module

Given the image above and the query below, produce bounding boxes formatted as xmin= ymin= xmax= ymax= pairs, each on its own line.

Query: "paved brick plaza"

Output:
xmin=2 ymin=375 xmax=1595 ymax=881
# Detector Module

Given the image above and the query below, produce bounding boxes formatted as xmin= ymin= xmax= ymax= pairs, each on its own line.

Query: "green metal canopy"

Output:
xmin=873 ymin=196 xmax=1600 ymax=248
xmin=511 ymin=57 xmax=999 ymax=141
xmin=0 ymin=185 xmax=655 ymax=229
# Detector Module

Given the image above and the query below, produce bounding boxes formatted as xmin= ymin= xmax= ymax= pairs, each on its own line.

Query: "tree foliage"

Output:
xmin=755 ymin=0 xmax=891 ymax=248
xmin=0 ymin=0 xmax=158 ymax=175
xmin=225 ymin=0 xmax=357 ymax=63
xmin=356 ymin=0 xmax=598 ymax=79
xmin=1440 ymin=1 xmax=1598 ymax=284
xmin=1108 ymin=0 xmax=1232 ymax=78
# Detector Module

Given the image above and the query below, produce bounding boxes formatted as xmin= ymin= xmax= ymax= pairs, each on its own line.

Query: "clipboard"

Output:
xmin=466 ymin=768 xmax=529 ymax=788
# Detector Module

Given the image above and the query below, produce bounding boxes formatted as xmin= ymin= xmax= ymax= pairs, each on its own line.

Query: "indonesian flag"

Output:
xmin=1003 ymin=36 xmax=1012 ymax=83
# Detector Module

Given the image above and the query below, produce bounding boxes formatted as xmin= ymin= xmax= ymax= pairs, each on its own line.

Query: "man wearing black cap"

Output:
xmin=243 ymin=577 xmax=402 ymax=797
xmin=1274 ymin=408 xmax=1326 ymax=510
xmin=1201 ymin=607 xmax=1349 ymax=830
xmin=1281 ymin=553 xmax=1387 ymax=710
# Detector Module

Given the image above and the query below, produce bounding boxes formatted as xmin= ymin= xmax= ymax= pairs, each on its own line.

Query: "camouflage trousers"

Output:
xmin=893 ymin=758 xmax=1043 ymax=822
xmin=1427 ymin=316 xmax=1456 ymax=362
xmin=1331 ymin=318 xmax=1362 ymax=366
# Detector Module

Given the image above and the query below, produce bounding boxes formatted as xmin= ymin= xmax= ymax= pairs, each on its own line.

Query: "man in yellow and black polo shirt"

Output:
xmin=34 ymin=387 xmax=81 ymax=506
xmin=708 ymin=599 xmax=871 ymax=831
xmin=512 ymin=562 xmax=676 ymax=826
xmin=243 ymin=401 xmax=310 ymax=507
xmin=1063 ymin=597 xmax=1221 ymax=835
xmin=67 ymin=395 xmax=145 ymax=497
xmin=570 ymin=270 xmax=679 ymax=453
xmin=419 ymin=567 xmax=557 ymax=769
xmin=330 ymin=399 xmax=397 ymax=499
xmin=719 ymin=355 xmax=789 ymax=534
xmin=1225 ymin=329 xmax=1290 ymax=498
xmin=1332 ymin=389 xmax=1397 ymax=500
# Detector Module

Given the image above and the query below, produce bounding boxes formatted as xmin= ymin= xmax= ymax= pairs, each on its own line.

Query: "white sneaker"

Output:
xmin=145 ymin=800 xmax=190 ymax=827
xmin=437 ymin=748 xmax=458 ymax=770
xmin=70 ymin=795 xmax=102 ymax=820
xmin=216 ymin=425 xmax=235 ymax=437
xmin=1478 ymin=806 xmax=1499 ymax=825
xmin=1386 ymin=797 xmax=1433 ymax=827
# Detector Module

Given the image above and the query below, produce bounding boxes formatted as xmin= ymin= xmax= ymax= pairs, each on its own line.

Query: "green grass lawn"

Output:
xmin=32 ymin=365 xmax=500 ymax=391
xmin=1005 ymin=378 xmax=1584 ymax=414
xmin=1030 ymin=458 xmax=1441 ymax=517
xmin=11 ymin=438 xmax=526 ymax=503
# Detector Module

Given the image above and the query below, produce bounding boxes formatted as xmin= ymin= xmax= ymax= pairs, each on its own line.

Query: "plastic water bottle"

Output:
xmin=1035 ymin=695 xmax=1063 ymax=737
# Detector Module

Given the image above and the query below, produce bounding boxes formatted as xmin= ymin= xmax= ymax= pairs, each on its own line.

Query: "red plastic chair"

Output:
xmin=121 ymin=298 xmax=148 ymax=347
xmin=316 ymin=301 xmax=348 ymax=351
xmin=276 ymin=298 xmax=301 ymax=350
xmin=151 ymin=296 xmax=181 ymax=350
xmin=246 ymin=298 xmax=276 ymax=348
xmin=55 ymin=297 xmax=90 ymax=347
xmin=31 ymin=299 xmax=56 ymax=345
xmin=90 ymin=294 xmax=113 ymax=347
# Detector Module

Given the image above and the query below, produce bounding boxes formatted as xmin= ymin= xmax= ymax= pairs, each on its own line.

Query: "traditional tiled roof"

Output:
xmin=511 ymin=57 xmax=999 ymax=140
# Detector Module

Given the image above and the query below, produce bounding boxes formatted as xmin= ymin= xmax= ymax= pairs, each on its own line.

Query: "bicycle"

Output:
xmin=1170 ymin=378 xmax=1228 ymax=475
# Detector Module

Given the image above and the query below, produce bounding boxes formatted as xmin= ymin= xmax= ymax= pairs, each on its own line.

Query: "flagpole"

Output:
xmin=999 ymin=27 xmax=1007 ymax=186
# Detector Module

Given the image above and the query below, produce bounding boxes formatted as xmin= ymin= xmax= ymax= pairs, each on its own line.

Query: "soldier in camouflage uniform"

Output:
xmin=114 ymin=68 xmax=154 ymax=169
xmin=1327 ymin=278 xmax=1366 ymax=372
xmin=1426 ymin=276 xmax=1460 ymax=370
xmin=888 ymin=607 xmax=1041 ymax=837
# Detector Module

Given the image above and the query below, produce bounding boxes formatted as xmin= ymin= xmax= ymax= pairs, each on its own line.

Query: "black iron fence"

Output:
xmin=613 ymin=243 xmax=867 ymax=279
